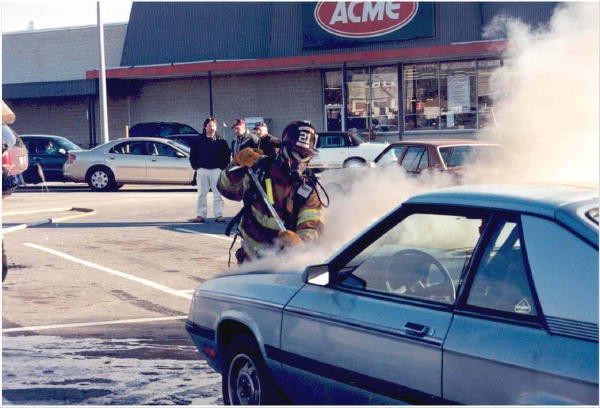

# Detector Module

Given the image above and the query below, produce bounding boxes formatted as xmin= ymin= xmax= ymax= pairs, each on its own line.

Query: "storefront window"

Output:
xmin=324 ymin=70 xmax=343 ymax=106
xmin=370 ymin=66 xmax=399 ymax=140
xmin=477 ymin=59 xmax=501 ymax=128
xmin=346 ymin=67 xmax=370 ymax=132
xmin=440 ymin=61 xmax=477 ymax=130
xmin=404 ymin=63 xmax=439 ymax=130
xmin=403 ymin=59 xmax=501 ymax=132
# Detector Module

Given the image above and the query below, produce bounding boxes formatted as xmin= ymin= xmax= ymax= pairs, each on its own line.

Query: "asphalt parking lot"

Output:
xmin=2 ymin=182 xmax=244 ymax=405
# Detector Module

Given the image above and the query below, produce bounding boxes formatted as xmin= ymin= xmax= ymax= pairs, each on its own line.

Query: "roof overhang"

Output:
xmin=86 ymin=40 xmax=507 ymax=80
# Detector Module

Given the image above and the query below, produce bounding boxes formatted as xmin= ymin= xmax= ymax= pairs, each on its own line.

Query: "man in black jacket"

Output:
xmin=189 ymin=117 xmax=231 ymax=223
xmin=253 ymin=121 xmax=280 ymax=159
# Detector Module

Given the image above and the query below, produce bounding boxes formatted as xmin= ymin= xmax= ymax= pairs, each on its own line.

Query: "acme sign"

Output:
xmin=314 ymin=1 xmax=418 ymax=38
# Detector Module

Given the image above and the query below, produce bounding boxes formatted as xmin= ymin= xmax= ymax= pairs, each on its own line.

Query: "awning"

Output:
xmin=86 ymin=40 xmax=507 ymax=80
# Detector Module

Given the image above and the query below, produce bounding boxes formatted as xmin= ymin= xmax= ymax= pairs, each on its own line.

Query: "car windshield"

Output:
xmin=167 ymin=140 xmax=190 ymax=153
xmin=439 ymin=145 xmax=503 ymax=168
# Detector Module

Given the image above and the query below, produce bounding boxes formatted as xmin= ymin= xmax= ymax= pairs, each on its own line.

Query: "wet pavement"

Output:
xmin=2 ymin=332 xmax=222 ymax=405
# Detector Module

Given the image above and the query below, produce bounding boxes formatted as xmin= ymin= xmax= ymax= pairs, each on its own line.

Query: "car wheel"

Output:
xmin=86 ymin=166 xmax=117 ymax=192
xmin=222 ymin=334 xmax=281 ymax=405
xmin=343 ymin=158 xmax=366 ymax=168
xmin=2 ymin=244 xmax=7 ymax=282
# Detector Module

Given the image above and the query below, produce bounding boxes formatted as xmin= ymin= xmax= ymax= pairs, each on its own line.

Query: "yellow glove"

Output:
xmin=234 ymin=147 xmax=263 ymax=167
xmin=278 ymin=230 xmax=302 ymax=247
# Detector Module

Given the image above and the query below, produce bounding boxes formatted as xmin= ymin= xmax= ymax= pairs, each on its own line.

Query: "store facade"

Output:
xmin=2 ymin=2 xmax=559 ymax=147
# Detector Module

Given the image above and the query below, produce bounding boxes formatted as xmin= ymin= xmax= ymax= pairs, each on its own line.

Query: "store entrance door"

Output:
xmin=325 ymin=105 xmax=344 ymax=131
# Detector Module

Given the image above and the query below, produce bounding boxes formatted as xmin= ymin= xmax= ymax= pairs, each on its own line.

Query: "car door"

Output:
xmin=444 ymin=214 xmax=599 ymax=405
xmin=278 ymin=208 xmax=485 ymax=404
xmin=144 ymin=141 xmax=192 ymax=183
xmin=107 ymin=140 xmax=147 ymax=182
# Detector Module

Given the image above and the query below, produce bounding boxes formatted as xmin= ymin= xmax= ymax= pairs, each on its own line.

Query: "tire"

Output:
xmin=222 ymin=334 xmax=281 ymax=405
xmin=343 ymin=158 xmax=366 ymax=168
xmin=86 ymin=166 xmax=117 ymax=192
xmin=2 ymin=244 xmax=8 ymax=282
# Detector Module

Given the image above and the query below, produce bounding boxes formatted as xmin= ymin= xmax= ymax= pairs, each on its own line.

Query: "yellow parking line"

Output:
xmin=3 ymin=207 xmax=73 ymax=216
xmin=2 ymin=207 xmax=96 ymax=234
xmin=2 ymin=315 xmax=188 ymax=333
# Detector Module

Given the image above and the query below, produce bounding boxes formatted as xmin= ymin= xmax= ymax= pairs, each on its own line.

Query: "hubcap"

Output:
xmin=90 ymin=171 xmax=108 ymax=189
xmin=229 ymin=354 xmax=260 ymax=405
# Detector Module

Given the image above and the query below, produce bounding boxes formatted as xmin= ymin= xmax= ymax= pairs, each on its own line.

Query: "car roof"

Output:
xmin=407 ymin=183 xmax=599 ymax=243
xmin=389 ymin=138 xmax=501 ymax=147
xmin=110 ymin=137 xmax=183 ymax=143
xmin=20 ymin=134 xmax=71 ymax=140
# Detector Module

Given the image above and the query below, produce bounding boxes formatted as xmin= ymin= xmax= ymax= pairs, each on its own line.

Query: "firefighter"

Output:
xmin=217 ymin=120 xmax=325 ymax=264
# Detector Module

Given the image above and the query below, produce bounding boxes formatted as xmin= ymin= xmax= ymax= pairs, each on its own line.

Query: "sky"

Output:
xmin=1 ymin=0 xmax=134 ymax=33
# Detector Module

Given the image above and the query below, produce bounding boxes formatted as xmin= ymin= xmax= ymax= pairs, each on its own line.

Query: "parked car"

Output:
xmin=186 ymin=183 xmax=599 ymax=405
xmin=20 ymin=135 xmax=83 ymax=183
xmin=309 ymin=131 xmax=387 ymax=171
xmin=372 ymin=138 xmax=504 ymax=175
xmin=2 ymin=101 xmax=28 ymax=196
xmin=63 ymin=137 xmax=193 ymax=191
xmin=128 ymin=121 xmax=199 ymax=147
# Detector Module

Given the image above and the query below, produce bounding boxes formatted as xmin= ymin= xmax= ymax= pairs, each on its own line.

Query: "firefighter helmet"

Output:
xmin=281 ymin=120 xmax=319 ymax=161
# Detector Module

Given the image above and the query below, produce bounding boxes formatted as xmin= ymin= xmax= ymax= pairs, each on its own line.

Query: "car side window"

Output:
xmin=340 ymin=213 xmax=483 ymax=304
xmin=110 ymin=141 xmax=146 ymax=155
xmin=401 ymin=146 xmax=428 ymax=172
xmin=147 ymin=142 xmax=178 ymax=157
xmin=467 ymin=220 xmax=537 ymax=316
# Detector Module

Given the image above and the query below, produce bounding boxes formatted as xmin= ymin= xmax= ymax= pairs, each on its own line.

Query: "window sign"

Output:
xmin=302 ymin=2 xmax=435 ymax=48
xmin=447 ymin=75 xmax=470 ymax=114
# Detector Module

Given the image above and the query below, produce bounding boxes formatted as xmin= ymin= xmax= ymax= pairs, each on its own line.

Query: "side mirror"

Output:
xmin=304 ymin=264 xmax=329 ymax=286
xmin=58 ymin=148 xmax=67 ymax=155
xmin=175 ymin=151 xmax=186 ymax=158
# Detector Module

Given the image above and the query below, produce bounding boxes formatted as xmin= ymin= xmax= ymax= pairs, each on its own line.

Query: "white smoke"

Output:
xmin=484 ymin=2 xmax=599 ymax=185
xmin=231 ymin=2 xmax=599 ymax=274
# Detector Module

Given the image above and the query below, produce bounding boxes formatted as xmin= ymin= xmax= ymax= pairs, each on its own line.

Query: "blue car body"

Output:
xmin=187 ymin=183 xmax=598 ymax=405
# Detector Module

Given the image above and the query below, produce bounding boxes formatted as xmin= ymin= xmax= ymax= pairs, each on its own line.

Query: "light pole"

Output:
xmin=97 ymin=1 xmax=109 ymax=144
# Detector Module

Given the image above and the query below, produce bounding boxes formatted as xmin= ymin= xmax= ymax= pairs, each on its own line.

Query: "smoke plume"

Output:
xmin=232 ymin=2 xmax=599 ymax=274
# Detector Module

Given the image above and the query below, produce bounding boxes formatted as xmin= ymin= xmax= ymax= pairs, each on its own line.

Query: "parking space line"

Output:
xmin=175 ymin=228 xmax=234 ymax=241
xmin=2 ymin=315 xmax=188 ymax=333
xmin=24 ymin=243 xmax=193 ymax=299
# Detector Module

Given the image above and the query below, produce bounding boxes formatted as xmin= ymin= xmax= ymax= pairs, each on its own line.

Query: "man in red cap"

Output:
xmin=230 ymin=118 xmax=256 ymax=157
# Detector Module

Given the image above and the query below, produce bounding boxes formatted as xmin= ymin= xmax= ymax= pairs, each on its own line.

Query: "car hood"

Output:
xmin=196 ymin=270 xmax=305 ymax=306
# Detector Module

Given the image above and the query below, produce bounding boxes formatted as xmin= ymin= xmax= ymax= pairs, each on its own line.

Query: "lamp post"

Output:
xmin=97 ymin=1 xmax=109 ymax=144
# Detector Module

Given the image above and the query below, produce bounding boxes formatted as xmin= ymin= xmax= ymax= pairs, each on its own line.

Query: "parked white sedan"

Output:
xmin=63 ymin=137 xmax=194 ymax=191
xmin=309 ymin=131 xmax=387 ymax=171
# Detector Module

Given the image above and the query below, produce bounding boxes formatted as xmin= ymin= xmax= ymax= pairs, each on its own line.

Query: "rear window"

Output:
xmin=439 ymin=145 xmax=502 ymax=168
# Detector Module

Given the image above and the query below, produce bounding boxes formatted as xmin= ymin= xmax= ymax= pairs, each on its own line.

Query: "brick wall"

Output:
xmin=6 ymin=69 xmax=325 ymax=148
xmin=8 ymin=98 xmax=92 ymax=148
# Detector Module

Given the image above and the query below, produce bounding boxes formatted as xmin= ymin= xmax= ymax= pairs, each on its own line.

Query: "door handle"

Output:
xmin=33 ymin=157 xmax=42 ymax=161
xmin=404 ymin=322 xmax=429 ymax=337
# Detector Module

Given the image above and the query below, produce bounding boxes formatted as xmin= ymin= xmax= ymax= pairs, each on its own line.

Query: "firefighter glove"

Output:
xmin=278 ymin=230 xmax=302 ymax=247
xmin=234 ymin=147 xmax=263 ymax=167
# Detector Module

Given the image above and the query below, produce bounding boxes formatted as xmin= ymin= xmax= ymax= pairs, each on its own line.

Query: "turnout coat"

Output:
xmin=217 ymin=156 xmax=323 ymax=260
